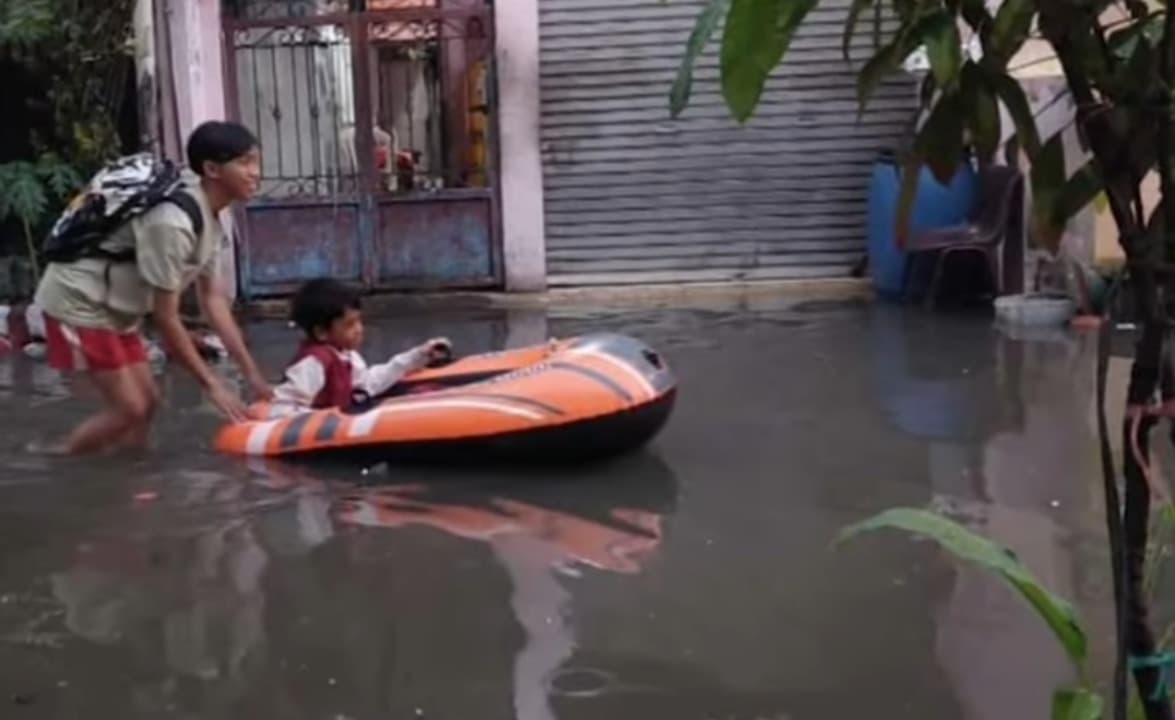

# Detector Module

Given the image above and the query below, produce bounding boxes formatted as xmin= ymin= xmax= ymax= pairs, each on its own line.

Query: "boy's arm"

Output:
xmin=195 ymin=272 xmax=273 ymax=400
xmin=138 ymin=211 xmax=251 ymax=420
xmin=153 ymin=288 xmax=249 ymax=421
xmin=357 ymin=338 xmax=449 ymax=396
xmin=356 ymin=348 xmax=428 ymax=397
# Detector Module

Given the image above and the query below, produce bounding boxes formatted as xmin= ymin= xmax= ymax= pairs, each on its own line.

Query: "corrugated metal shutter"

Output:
xmin=538 ymin=0 xmax=917 ymax=286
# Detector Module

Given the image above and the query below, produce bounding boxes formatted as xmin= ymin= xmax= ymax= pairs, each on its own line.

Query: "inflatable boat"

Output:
xmin=213 ymin=333 xmax=676 ymax=463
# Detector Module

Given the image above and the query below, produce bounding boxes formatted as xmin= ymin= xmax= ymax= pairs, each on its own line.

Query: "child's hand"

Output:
xmin=421 ymin=337 xmax=452 ymax=365
xmin=403 ymin=338 xmax=452 ymax=370
xmin=423 ymin=337 xmax=451 ymax=355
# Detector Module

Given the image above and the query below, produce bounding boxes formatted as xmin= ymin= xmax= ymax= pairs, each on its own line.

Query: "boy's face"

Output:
xmin=316 ymin=308 xmax=364 ymax=351
xmin=204 ymin=147 xmax=262 ymax=201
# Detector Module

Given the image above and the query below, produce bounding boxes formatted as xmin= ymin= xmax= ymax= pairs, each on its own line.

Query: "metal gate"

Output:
xmin=222 ymin=0 xmax=499 ymax=298
xmin=538 ymin=0 xmax=916 ymax=285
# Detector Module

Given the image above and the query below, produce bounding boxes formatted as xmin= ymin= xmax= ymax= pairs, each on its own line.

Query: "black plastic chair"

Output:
xmin=902 ymin=165 xmax=1024 ymax=308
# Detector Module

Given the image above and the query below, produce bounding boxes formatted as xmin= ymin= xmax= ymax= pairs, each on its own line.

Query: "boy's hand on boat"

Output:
xmin=246 ymin=372 xmax=274 ymax=401
xmin=207 ymin=381 xmax=251 ymax=423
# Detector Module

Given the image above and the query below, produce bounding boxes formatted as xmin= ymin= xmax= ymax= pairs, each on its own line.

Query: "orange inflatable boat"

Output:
xmin=213 ymin=333 xmax=676 ymax=463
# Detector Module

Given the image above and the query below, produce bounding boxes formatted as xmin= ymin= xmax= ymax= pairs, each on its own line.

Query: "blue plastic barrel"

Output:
xmin=866 ymin=151 xmax=977 ymax=298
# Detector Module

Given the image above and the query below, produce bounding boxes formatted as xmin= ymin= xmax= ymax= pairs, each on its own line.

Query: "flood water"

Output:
xmin=0 ymin=297 xmax=1135 ymax=719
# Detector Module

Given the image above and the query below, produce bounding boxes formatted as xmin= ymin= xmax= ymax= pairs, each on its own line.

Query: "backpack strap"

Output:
xmin=162 ymin=190 xmax=205 ymax=239
xmin=86 ymin=190 xmax=205 ymax=266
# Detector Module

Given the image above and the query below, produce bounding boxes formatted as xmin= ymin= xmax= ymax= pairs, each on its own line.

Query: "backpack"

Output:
xmin=43 ymin=152 xmax=204 ymax=265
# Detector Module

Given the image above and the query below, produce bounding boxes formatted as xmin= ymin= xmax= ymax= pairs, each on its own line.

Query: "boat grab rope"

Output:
xmin=1130 ymin=653 xmax=1175 ymax=702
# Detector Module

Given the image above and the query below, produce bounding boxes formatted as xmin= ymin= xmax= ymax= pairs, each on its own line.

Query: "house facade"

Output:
xmin=142 ymin=0 xmax=917 ymax=297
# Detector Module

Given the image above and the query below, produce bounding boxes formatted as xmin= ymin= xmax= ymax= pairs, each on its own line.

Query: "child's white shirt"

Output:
xmin=268 ymin=345 xmax=427 ymax=418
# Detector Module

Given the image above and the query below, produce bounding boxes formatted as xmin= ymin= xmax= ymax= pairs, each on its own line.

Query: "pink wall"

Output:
xmin=493 ymin=0 xmax=547 ymax=291
xmin=167 ymin=0 xmax=227 ymax=144
xmin=166 ymin=0 xmax=236 ymax=297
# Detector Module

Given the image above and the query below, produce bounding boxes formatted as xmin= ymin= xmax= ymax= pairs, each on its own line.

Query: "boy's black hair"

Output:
xmin=187 ymin=121 xmax=259 ymax=175
xmin=291 ymin=278 xmax=361 ymax=338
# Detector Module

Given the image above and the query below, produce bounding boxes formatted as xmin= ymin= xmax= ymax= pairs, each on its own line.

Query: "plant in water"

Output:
xmin=674 ymin=0 xmax=1175 ymax=716
xmin=0 ymin=156 xmax=82 ymax=277
xmin=0 ymin=0 xmax=132 ymax=284
xmin=837 ymin=507 xmax=1104 ymax=718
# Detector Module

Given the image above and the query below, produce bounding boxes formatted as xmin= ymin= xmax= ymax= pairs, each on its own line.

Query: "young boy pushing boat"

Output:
xmin=33 ymin=121 xmax=272 ymax=454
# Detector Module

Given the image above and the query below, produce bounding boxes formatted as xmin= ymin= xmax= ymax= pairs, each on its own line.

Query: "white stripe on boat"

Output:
xmin=246 ymin=420 xmax=281 ymax=455
xmin=347 ymin=399 xmax=546 ymax=438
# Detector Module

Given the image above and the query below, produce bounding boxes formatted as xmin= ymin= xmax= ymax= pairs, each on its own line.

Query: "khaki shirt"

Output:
xmin=35 ymin=175 xmax=225 ymax=333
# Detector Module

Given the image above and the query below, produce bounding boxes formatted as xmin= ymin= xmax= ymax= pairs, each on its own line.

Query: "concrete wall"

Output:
xmin=162 ymin=0 xmax=239 ymax=299
xmin=493 ymin=0 xmax=547 ymax=292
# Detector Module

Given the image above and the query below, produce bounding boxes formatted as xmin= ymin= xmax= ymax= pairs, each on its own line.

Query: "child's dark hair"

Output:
xmin=291 ymin=278 xmax=361 ymax=338
xmin=187 ymin=121 xmax=258 ymax=175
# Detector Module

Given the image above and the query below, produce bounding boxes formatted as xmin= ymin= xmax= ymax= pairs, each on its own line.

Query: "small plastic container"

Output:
xmin=993 ymin=293 xmax=1075 ymax=326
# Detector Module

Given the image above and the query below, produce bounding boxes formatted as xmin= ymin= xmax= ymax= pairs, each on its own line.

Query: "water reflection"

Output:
xmin=0 ymin=301 xmax=1133 ymax=718
xmin=41 ymin=453 xmax=676 ymax=718
xmin=871 ymin=307 xmax=1112 ymax=719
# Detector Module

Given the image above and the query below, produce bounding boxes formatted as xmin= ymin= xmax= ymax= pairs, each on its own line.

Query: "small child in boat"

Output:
xmin=267 ymin=278 xmax=450 ymax=418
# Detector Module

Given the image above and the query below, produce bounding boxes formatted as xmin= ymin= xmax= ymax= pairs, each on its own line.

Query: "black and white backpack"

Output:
xmin=43 ymin=153 xmax=204 ymax=265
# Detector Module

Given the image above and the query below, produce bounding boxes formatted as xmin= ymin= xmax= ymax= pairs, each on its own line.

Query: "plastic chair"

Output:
xmin=902 ymin=165 xmax=1024 ymax=308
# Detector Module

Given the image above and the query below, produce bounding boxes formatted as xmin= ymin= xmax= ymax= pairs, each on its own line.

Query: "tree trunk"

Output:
xmin=1037 ymin=1 xmax=1173 ymax=716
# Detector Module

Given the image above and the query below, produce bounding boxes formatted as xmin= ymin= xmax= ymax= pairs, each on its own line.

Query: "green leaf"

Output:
xmin=989 ymin=0 xmax=1036 ymax=65
xmin=0 ymin=0 xmax=54 ymax=47
xmin=894 ymin=155 xmax=923 ymax=248
xmin=856 ymin=34 xmax=915 ymax=113
xmin=923 ymin=11 xmax=963 ymax=89
xmin=671 ymin=0 xmax=730 ymax=118
xmin=872 ymin=0 xmax=883 ymax=49
xmin=1110 ymin=30 xmax=1164 ymax=118
xmin=0 ymin=161 xmax=48 ymax=227
xmin=891 ymin=92 xmax=966 ymax=245
xmin=857 ymin=43 xmax=899 ymax=111
xmin=859 ymin=13 xmax=958 ymax=114
xmin=35 ymin=154 xmax=82 ymax=199
xmin=1108 ymin=12 xmax=1163 ymax=61
xmin=1031 ymin=133 xmax=1066 ymax=251
xmin=1126 ymin=0 xmax=1149 ymax=19
xmin=836 ymin=508 xmax=1089 ymax=665
xmin=893 ymin=0 xmax=917 ymax=23
xmin=960 ymin=0 xmax=994 ymax=39
xmin=985 ymin=67 xmax=1041 ymax=155
xmin=1115 ymin=28 xmax=1157 ymax=95
xmin=1051 ymin=687 xmax=1104 ymax=720
xmin=1051 ymin=160 xmax=1103 ymax=228
xmin=721 ymin=0 xmax=820 ymax=121
xmin=842 ymin=0 xmax=873 ymax=61
xmin=961 ymin=61 xmax=1000 ymax=161
xmin=917 ymin=93 xmax=966 ymax=185
xmin=919 ymin=73 xmax=938 ymax=107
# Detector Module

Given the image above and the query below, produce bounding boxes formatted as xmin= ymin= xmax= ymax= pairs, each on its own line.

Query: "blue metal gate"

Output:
xmin=222 ymin=0 xmax=500 ymax=298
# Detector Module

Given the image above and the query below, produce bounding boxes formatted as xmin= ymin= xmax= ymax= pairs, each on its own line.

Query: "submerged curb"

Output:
xmin=243 ymin=278 xmax=873 ymax=319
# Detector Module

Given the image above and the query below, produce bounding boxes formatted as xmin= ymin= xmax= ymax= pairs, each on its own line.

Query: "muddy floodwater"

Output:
xmin=0 ymin=298 xmax=1137 ymax=719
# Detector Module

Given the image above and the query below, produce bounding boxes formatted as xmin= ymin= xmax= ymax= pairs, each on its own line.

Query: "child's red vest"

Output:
xmin=290 ymin=341 xmax=353 ymax=409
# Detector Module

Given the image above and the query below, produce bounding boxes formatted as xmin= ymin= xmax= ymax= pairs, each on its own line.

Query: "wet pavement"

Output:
xmin=0 ymin=298 xmax=1131 ymax=719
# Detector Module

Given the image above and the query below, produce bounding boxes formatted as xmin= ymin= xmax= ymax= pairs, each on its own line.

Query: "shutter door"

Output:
xmin=538 ymin=0 xmax=917 ymax=286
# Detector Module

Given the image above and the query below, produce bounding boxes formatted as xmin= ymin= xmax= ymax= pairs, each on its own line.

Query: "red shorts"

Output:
xmin=44 ymin=315 xmax=148 ymax=373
